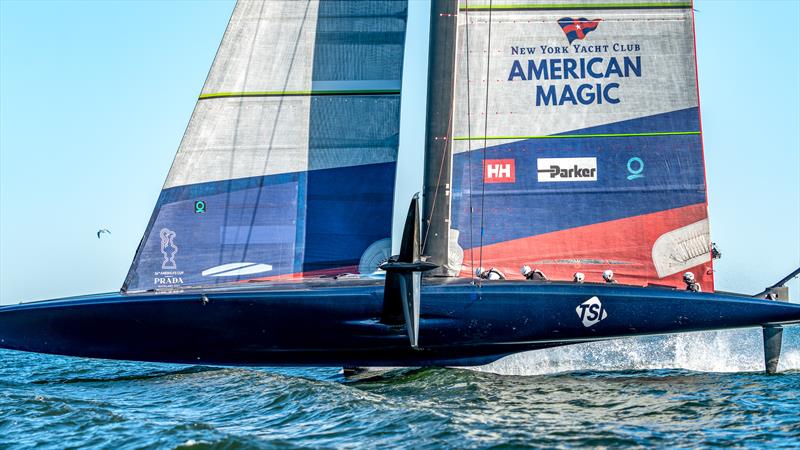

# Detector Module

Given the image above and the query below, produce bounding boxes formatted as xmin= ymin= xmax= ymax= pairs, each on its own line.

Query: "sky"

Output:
xmin=0 ymin=0 xmax=798 ymax=304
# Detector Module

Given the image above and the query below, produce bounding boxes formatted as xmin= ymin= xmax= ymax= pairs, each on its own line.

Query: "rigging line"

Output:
xmin=478 ymin=0 xmax=493 ymax=276
xmin=464 ymin=0 xmax=475 ymax=276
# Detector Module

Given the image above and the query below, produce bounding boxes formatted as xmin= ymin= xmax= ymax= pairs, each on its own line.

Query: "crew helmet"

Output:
xmin=574 ymin=272 xmax=585 ymax=282
xmin=475 ymin=267 xmax=485 ymax=277
xmin=683 ymin=272 xmax=695 ymax=282
xmin=520 ymin=264 xmax=532 ymax=276
xmin=602 ymin=269 xmax=614 ymax=281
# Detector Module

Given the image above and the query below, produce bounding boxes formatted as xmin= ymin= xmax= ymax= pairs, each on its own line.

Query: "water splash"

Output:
xmin=473 ymin=327 xmax=800 ymax=375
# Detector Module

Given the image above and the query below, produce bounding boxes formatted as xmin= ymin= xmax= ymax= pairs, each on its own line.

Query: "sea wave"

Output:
xmin=2 ymin=327 xmax=799 ymax=449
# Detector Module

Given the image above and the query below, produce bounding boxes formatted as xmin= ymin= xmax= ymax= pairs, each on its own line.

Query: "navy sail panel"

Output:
xmin=123 ymin=1 xmax=408 ymax=292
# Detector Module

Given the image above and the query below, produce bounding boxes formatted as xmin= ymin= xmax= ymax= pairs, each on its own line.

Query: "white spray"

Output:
xmin=472 ymin=327 xmax=800 ymax=375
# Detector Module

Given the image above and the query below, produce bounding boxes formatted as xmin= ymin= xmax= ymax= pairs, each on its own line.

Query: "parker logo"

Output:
xmin=537 ymin=157 xmax=597 ymax=182
xmin=576 ymin=296 xmax=608 ymax=327
xmin=557 ymin=17 xmax=602 ymax=44
xmin=484 ymin=159 xmax=515 ymax=183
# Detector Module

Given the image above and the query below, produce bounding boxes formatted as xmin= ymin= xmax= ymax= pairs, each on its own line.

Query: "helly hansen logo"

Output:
xmin=484 ymin=159 xmax=515 ymax=183
xmin=576 ymin=296 xmax=608 ymax=327
xmin=537 ymin=157 xmax=597 ymax=182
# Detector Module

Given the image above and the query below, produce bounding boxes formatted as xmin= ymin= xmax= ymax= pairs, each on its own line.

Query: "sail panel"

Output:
xmin=201 ymin=1 xmax=318 ymax=95
xmin=124 ymin=1 xmax=407 ymax=292
xmin=450 ymin=0 xmax=713 ymax=289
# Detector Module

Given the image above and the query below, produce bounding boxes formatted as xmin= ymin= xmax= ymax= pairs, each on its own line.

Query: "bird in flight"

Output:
xmin=97 ymin=229 xmax=111 ymax=239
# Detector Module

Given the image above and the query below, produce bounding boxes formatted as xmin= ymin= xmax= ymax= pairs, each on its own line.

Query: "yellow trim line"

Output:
xmin=199 ymin=90 xmax=401 ymax=100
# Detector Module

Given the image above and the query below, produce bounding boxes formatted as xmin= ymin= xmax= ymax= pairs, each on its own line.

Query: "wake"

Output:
xmin=472 ymin=327 xmax=800 ymax=375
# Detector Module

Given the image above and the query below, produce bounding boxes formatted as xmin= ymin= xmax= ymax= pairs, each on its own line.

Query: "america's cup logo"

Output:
xmin=159 ymin=228 xmax=178 ymax=270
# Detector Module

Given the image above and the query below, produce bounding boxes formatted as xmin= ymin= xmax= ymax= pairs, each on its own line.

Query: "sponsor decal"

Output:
xmin=484 ymin=159 xmax=516 ymax=183
xmin=201 ymin=262 xmax=273 ymax=277
xmin=537 ymin=157 xmax=597 ymax=182
xmin=652 ymin=219 xmax=711 ymax=278
xmin=155 ymin=228 xmax=183 ymax=286
xmin=576 ymin=296 xmax=608 ymax=327
xmin=557 ymin=17 xmax=602 ymax=44
xmin=153 ymin=272 xmax=184 ymax=286
xmin=507 ymin=17 xmax=643 ymax=107
xmin=159 ymin=228 xmax=178 ymax=270
xmin=358 ymin=238 xmax=392 ymax=274
xmin=626 ymin=157 xmax=644 ymax=180
xmin=194 ymin=200 xmax=206 ymax=214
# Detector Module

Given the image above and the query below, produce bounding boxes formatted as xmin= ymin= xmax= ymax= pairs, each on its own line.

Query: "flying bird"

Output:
xmin=97 ymin=229 xmax=111 ymax=239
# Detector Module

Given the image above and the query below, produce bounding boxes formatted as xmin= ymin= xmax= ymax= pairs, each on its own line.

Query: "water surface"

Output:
xmin=1 ymin=328 xmax=798 ymax=448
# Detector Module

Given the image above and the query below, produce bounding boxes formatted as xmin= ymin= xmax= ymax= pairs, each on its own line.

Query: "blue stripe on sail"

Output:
xmin=303 ymin=161 xmax=396 ymax=272
xmin=451 ymin=108 xmax=707 ymax=249
xmin=221 ymin=226 xmax=297 ymax=245
xmin=299 ymin=0 xmax=407 ymax=273
xmin=313 ymin=1 xmax=407 ymax=82
xmin=554 ymin=107 xmax=700 ymax=136
xmin=124 ymin=162 xmax=395 ymax=291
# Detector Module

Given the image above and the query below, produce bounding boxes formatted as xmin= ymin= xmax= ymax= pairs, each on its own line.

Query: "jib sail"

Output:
xmin=123 ymin=1 xmax=408 ymax=292
xmin=445 ymin=0 xmax=714 ymax=289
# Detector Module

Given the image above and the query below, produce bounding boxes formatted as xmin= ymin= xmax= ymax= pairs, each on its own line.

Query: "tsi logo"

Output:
xmin=576 ymin=296 xmax=608 ymax=327
xmin=537 ymin=157 xmax=597 ymax=182
xmin=483 ymin=159 xmax=516 ymax=183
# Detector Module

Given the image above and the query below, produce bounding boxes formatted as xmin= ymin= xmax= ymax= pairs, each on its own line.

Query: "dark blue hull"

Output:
xmin=1 ymin=279 xmax=799 ymax=366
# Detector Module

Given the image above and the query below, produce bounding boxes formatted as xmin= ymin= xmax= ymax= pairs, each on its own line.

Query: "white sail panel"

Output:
xmin=453 ymin=5 xmax=698 ymax=147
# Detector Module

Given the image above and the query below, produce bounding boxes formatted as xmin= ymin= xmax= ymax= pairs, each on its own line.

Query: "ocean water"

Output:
xmin=1 ymin=328 xmax=799 ymax=449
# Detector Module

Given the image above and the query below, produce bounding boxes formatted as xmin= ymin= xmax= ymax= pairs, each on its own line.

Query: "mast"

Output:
xmin=421 ymin=0 xmax=459 ymax=275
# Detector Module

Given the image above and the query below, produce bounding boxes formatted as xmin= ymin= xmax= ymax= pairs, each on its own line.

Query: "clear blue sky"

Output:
xmin=1 ymin=0 xmax=798 ymax=304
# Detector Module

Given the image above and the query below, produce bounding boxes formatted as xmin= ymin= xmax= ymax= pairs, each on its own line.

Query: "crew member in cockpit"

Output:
xmin=602 ymin=270 xmax=618 ymax=284
xmin=476 ymin=266 xmax=506 ymax=280
xmin=521 ymin=265 xmax=547 ymax=281
xmin=573 ymin=272 xmax=585 ymax=283
xmin=683 ymin=272 xmax=702 ymax=292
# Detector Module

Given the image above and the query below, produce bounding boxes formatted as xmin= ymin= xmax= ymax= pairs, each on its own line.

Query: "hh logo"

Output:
xmin=484 ymin=159 xmax=515 ymax=183
xmin=558 ymin=18 xmax=601 ymax=44
xmin=576 ymin=296 xmax=608 ymax=327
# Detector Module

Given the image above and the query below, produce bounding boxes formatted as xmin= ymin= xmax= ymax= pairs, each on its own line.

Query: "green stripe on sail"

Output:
xmin=199 ymin=89 xmax=401 ymax=99
xmin=459 ymin=2 xmax=692 ymax=11
xmin=453 ymin=131 xmax=700 ymax=140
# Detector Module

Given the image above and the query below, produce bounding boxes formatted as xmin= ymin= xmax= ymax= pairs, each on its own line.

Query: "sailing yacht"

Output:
xmin=1 ymin=0 xmax=798 ymax=373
